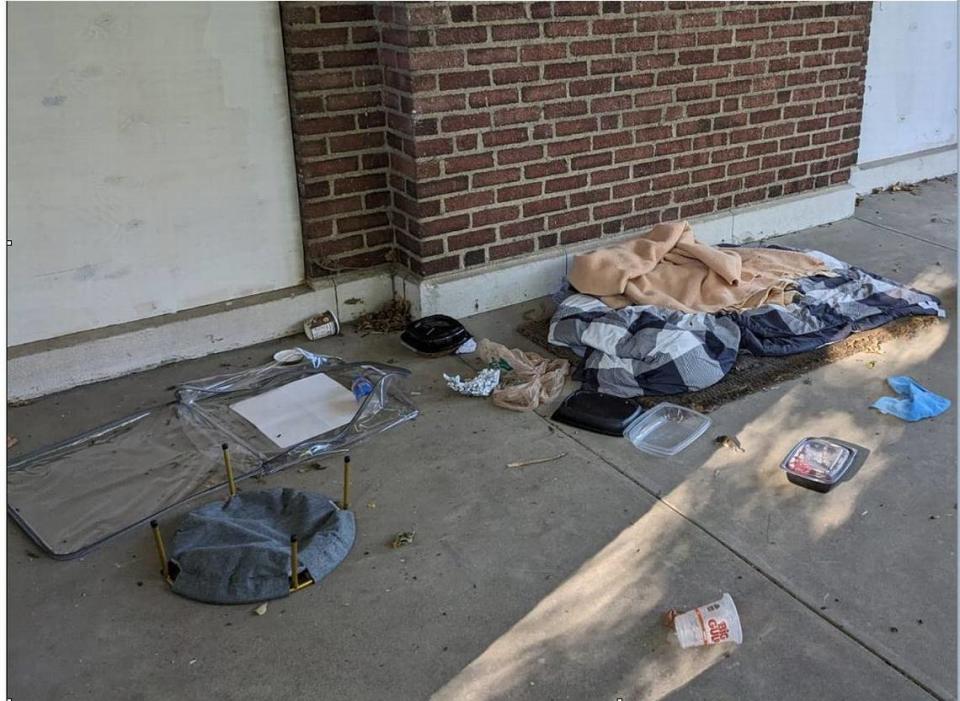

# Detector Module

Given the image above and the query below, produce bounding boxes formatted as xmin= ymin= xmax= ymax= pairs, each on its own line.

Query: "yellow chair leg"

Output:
xmin=222 ymin=442 xmax=237 ymax=498
xmin=290 ymin=534 xmax=300 ymax=589
xmin=150 ymin=520 xmax=171 ymax=584
xmin=341 ymin=455 xmax=351 ymax=510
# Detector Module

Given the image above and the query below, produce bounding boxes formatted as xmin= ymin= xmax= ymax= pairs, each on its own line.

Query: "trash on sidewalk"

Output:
xmin=456 ymin=337 xmax=478 ymax=354
xmin=625 ymin=403 xmax=711 ymax=457
xmin=401 ymin=315 xmax=472 ymax=356
xmin=551 ymin=390 xmax=644 ymax=436
xmin=670 ymin=593 xmax=743 ymax=649
xmin=715 ymin=435 xmax=745 ymax=453
xmin=303 ymin=310 xmax=340 ymax=341
xmin=391 ymin=531 xmax=415 ymax=549
xmin=871 ymin=375 xmax=950 ymax=422
xmin=351 ymin=375 xmax=374 ymax=401
xmin=273 ymin=348 xmax=305 ymax=364
xmin=231 ymin=373 xmax=360 ymax=449
xmin=444 ymin=367 xmax=501 ymax=397
xmin=254 ymin=602 xmax=268 ymax=616
xmin=8 ymin=353 xmax=418 ymax=558
xmin=506 ymin=452 xmax=567 ymax=469
xmin=875 ymin=181 xmax=920 ymax=195
xmin=354 ymin=298 xmax=412 ymax=334
xmin=780 ymin=437 xmax=858 ymax=493
xmin=7 ymin=435 xmax=18 ymax=449
xmin=550 ymin=392 xmax=711 ymax=455
xmin=478 ymin=339 xmax=569 ymax=411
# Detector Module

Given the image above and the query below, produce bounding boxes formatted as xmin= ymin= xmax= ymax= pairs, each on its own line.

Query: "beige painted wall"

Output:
xmin=8 ymin=2 xmax=304 ymax=345
xmin=860 ymin=0 xmax=958 ymax=163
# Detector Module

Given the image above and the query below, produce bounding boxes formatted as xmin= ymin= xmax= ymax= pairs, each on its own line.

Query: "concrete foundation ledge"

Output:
xmin=851 ymin=144 xmax=958 ymax=195
xmin=9 ymin=184 xmax=856 ymax=400
xmin=416 ymin=183 xmax=856 ymax=319
xmin=8 ymin=271 xmax=398 ymax=402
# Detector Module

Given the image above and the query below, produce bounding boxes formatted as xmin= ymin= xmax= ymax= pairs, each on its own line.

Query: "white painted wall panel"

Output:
xmin=859 ymin=1 xmax=958 ymax=164
xmin=8 ymin=2 xmax=304 ymax=345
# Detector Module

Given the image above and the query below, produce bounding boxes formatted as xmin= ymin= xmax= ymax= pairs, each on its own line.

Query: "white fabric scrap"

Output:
xmin=443 ymin=367 xmax=501 ymax=397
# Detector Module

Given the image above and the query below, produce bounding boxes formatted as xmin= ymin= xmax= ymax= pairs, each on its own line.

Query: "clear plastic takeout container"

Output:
xmin=625 ymin=402 xmax=712 ymax=457
xmin=780 ymin=437 xmax=856 ymax=492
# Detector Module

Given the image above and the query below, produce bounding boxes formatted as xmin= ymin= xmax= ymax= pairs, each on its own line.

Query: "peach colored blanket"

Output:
xmin=567 ymin=221 xmax=829 ymax=313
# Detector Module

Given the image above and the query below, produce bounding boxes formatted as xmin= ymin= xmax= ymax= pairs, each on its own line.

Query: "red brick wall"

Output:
xmin=280 ymin=2 xmax=392 ymax=276
xmin=283 ymin=2 xmax=871 ymax=279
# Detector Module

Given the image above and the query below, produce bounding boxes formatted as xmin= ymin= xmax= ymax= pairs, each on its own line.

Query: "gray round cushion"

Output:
xmin=169 ymin=487 xmax=355 ymax=604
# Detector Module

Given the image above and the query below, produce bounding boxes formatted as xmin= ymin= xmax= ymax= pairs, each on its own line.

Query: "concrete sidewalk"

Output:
xmin=7 ymin=177 xmax=956 ymax=701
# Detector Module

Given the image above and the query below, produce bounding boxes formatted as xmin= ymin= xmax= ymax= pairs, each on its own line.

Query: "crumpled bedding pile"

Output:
xmin=549 ymin=221 xmax=945 ymax=398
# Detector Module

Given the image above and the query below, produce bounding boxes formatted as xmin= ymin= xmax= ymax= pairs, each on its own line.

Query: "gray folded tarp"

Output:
xmin=169 ymin=488 xmax=355 ymax=604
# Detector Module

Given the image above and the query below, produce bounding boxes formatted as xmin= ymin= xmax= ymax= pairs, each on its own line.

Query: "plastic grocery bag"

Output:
xmin=478 ymin=339 xmax=569 ymax=411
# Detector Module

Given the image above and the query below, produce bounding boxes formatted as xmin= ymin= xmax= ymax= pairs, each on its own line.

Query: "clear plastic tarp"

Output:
xmin=7 ymin=352 xmax=418 ymax=559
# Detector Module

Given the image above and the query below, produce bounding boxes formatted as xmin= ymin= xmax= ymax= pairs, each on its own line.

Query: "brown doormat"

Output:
xmin=517 ymin=314 xmax=941 ymax=413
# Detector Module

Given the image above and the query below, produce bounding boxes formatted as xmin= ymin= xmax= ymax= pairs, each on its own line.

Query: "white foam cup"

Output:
xmin=673 ymin=593 xmax=742 ymax=649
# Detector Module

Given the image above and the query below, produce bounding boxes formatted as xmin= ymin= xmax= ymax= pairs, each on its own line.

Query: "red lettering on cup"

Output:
xmin=708 ymin=618 xmax=729 ymax=643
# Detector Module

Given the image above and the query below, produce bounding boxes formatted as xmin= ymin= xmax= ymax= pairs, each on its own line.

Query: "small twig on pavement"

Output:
xmin=507 ymin=453 xmax=567 ymax=469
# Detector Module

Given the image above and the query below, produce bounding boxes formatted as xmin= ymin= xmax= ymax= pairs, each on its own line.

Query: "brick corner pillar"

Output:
xmin=279 ymin=2 xmax=392 ymax=278
xmin=282 ymin=1 xmax=872 ymax=281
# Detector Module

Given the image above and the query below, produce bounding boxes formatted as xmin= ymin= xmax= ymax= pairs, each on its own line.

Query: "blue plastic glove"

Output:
xmin=871 ymin=376 xmax=951 ymax=422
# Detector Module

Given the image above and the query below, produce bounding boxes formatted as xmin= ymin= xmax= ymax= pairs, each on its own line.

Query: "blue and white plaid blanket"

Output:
xmin=549 ymin=248 xmax=944 ymax=398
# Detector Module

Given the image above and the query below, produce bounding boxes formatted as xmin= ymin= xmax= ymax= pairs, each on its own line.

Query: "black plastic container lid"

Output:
xmin=551 ymin=390 xmax=644 ymax=436
xmin=400 ymin=315 xmax=471 ymax=356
